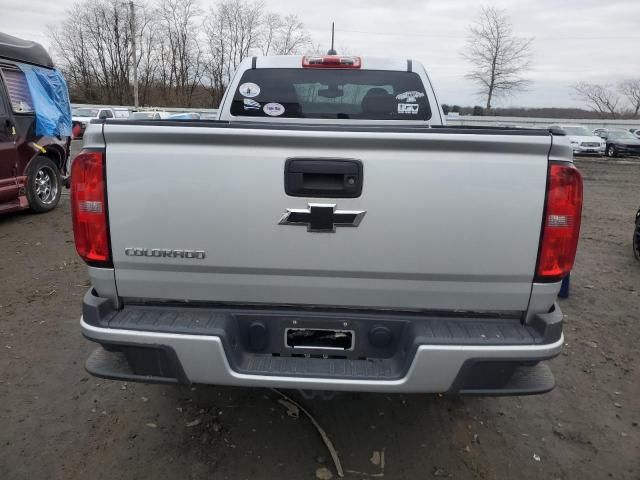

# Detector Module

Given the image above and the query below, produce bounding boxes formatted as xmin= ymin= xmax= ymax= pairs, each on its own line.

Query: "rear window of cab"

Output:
xmin=230 ymin=68 xmax=431 ymax=121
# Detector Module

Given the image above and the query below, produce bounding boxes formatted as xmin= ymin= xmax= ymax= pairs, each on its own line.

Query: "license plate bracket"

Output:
xmin=285 ymin=328 xmax=354 ymax=350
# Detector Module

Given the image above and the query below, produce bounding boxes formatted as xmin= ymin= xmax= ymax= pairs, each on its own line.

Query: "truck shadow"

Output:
xmin=151 ymin=385 xmax=490 ymax=479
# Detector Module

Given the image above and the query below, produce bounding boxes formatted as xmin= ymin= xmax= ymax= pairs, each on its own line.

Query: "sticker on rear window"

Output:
xmin=396 ymin=91 xmax=425 ymax=103
xmin=243 ymin=98 xmax=261 ymax=110
xmin=239 ymin=82 xmax=260 ymax=98
xmin=398 ymin=103 xmax=419 ymax=114
xmin=263 ymin=103 xmax=285 ymax=116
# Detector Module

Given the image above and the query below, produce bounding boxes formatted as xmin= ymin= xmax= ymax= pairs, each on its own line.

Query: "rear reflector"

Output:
xmin=535 ymin=163 xmax=583 ymax=282
xmin=302 ymin=55 xmax=362 ymax=69
xmin=71 ymin=150 xmax=112 ymax=267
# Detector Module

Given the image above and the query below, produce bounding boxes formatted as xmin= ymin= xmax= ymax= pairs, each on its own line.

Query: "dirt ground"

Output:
xmin=1 ymin=148 xmax=639 ymax=480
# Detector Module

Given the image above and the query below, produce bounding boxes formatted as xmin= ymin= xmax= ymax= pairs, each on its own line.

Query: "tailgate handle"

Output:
xmin=284 ymin=158 xmax=363 ymax=198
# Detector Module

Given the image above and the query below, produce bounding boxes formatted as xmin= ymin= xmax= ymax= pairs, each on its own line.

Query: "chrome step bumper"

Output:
xmin=81 ymin=317 xmax=563 ymax=394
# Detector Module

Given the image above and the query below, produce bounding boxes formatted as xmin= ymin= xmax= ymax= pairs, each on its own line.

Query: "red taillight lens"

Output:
xmin=302 ymin=55 xmax=362 ymax=68
xmin=71 ymin=150 xmax=111 ymax=266
xmin=535 ymin=163 xmax=583 ymax=282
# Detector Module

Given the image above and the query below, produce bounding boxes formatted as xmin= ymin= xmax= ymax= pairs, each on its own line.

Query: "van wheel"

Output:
xmin=26 ymin=156 xmax=62 ymax=213
xmin=606 ymin=145 xmax=617 ymax=157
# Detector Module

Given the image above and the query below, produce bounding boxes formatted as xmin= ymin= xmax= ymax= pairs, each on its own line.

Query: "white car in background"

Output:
xmin=113 ymin=108 xmax=130 ymax=119
xmin=72 ymin=107 xmax=116 ymax=138
xmin=129 ymin=111 xmax=172 ymax=120
xmin=552 ymin=125 xmax=605 ymax=156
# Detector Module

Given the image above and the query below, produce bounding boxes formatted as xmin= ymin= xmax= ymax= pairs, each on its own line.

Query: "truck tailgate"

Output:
xmin=103 ymin=124 xmax=551 ymax=313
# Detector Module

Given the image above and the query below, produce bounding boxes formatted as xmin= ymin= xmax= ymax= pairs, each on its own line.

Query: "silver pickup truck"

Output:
xmin=73 ymin=55 xmax=583 ymax=395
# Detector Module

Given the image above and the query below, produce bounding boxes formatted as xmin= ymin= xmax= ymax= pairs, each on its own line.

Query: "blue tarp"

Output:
xmin=18 ymin=63 xmax=71 ymax=137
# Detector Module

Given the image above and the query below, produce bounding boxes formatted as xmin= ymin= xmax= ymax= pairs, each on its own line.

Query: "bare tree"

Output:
xmin=572 ymin=82 xmax=620 ymax=118
xmin=260 ymin=12 xmax=282 ymax=56
xmin=261 ymin=13 xmax=310 ymax=56
xmin=463 ymin=6 xmax=533 ymax=110
xmin=51 ymin=0 xmax=312 ymax=107
xmin=131 ymin=4 xmax=159 ymax=106
xmin=271 ymin=14 xmax=310 ymax=55
xmin=618 ymin=79 xmax=640 ymax=119
xmin=204 ymin=0 xmax=310 ymax=105
xmin=155 ymin=0 xmax=205 ymax=106
xmin=51 ymin=0 xmax=135 ymax=104
xmin=50 ymin=0 xmax=161 ymax=105
xmin=204 ymin=0 xmax=263 ymax=104
xmin=51 ymin=0 xmax=206 ymax=107
xmin=49 ymin=7 xmax=96 ymax=102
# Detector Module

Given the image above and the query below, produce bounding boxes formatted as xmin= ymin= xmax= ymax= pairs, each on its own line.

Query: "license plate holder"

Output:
xmin=285 ymin=328 xmax=354 ymax=351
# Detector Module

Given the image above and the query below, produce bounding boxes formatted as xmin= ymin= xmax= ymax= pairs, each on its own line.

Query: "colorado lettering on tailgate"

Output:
xmin=124 ymin=248 xmax=206 ymax=259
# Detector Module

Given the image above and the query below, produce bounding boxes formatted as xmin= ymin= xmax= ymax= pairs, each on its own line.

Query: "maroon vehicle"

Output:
xmin=0 ymin=32 xmax=70 ymax=214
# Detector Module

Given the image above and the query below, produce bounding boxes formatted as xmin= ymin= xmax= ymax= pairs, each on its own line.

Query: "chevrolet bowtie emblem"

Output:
xmin=278 ymin=203 xmax=366 ymax=233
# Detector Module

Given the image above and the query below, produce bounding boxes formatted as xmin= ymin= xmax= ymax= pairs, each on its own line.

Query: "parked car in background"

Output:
xmin=169 ymin=112 xmax=200 ymax=120
xmin=129 ymin=111 xmax=171 ymax=120
xmin=72 ymin=107 xmax=115 ymax=138
xmin=550 ymin=125 xmax=605 ymax=156
xmin=113 ymin=108 xmax=130 ymax=119
xmin=199 ymin=112 xmax=218 ymax=120
xmin=0 ymin=32 xmax=69 ymax=214
xmin=595 ymin=128 xmax=640 ymax=157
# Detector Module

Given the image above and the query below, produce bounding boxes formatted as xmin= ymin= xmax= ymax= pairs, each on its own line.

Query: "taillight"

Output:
xmin=71 ymin=149 xmax=112 ymax=267
xmin=302 ymin=55 xmax=362 ymax=69
xmin=535 ymin=163 xmax=583 ymax=282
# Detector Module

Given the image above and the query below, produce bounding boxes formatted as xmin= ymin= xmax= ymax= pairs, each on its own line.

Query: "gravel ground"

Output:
xmin=1 ymin=149 xmax=639 ymax=480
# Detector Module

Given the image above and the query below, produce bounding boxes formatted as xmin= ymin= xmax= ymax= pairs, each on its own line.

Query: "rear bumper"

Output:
xmin=80 ymin=291 xmax=564 ymax=395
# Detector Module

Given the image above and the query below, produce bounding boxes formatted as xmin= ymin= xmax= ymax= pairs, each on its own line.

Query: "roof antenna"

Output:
xmin=327 ymin=22 xmax=337 ymax=55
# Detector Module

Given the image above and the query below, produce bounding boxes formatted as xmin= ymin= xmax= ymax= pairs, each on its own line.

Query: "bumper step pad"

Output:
xmin=86 ymin=347 xmax=183 ymax=384
xmin=457 ymin=362 xmax=555 ymax=396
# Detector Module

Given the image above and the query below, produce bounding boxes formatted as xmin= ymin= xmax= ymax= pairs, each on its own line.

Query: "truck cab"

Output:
xmin=217 ymin=55 xmax=445 ymax=126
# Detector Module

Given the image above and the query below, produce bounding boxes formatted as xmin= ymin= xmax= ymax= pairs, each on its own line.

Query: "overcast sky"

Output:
xmin=1 ymin=0 xmax=638 ymax=108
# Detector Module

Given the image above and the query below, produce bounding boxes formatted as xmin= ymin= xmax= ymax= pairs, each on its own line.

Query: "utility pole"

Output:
xmin=129 ymin=1 xmax=139 ymax=108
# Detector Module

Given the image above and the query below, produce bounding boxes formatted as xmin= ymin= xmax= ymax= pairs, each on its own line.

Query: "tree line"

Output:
xmin=572 ymin=80 xmax=640 ymax=119
xmin=50 ymin=0 xmax=312 ymax=107
xmin=51 ymin=1 xmax=640 ymax=118
xmin=440 ymin=104 xmax=636 ymax=120
xmin=463 ymin=6 xmax=640 ymax=119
